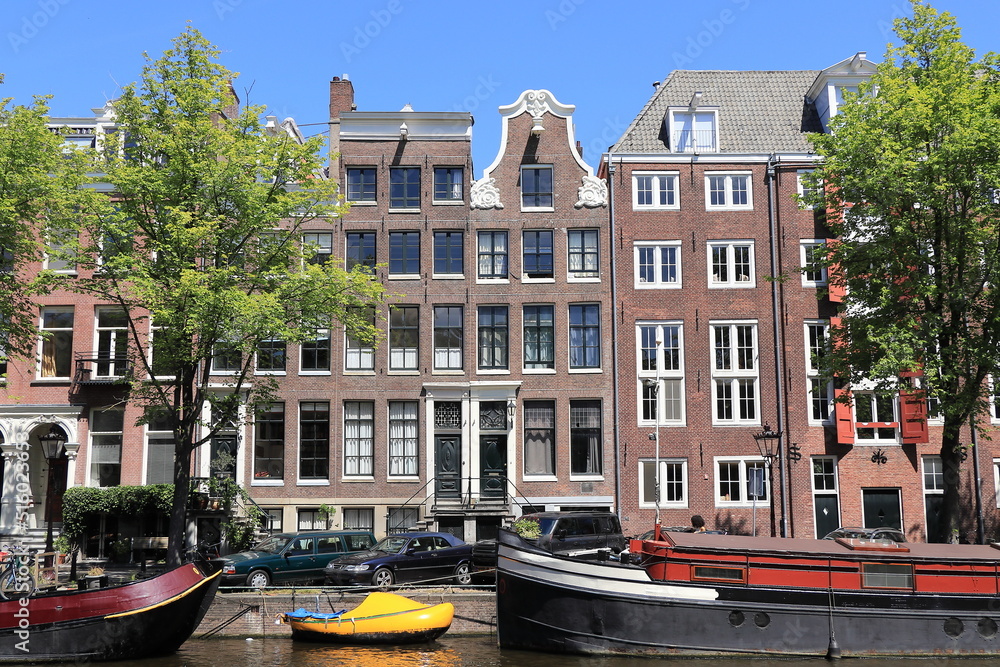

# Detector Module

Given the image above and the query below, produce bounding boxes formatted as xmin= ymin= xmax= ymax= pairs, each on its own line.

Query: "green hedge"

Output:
xmin=61 ymin=484 xmax=174 ymax=543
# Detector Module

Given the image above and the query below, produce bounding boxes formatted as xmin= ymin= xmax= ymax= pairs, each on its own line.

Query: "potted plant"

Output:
xmin=318 ymin=503 xmax=337 ymax=529
xmin=513 ymin=516 xmax=541 ymax=540
xmin=53 ymin=535 xmax=73 ymax=565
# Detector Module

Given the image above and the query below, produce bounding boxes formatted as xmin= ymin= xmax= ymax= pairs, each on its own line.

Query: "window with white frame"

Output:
xmin=805 ymin=321 xmax=832 ymax=423
xmin=298 ymin=509 xmax=324 ymax=531
xmin=994 ymin=459 xmax=1000 ymax=508
xmin=95 ymin=307 xmax=129 ymax=378
xmin=568 ymin=229 xmax=599 ymax=280
xmin=434 ymin=167 xmax=464 ymax=202
xmin=299 ymin=401 xmax=329 ymax=480
xmin=524 ymin=400 xmax=555 ymax=476
xmin=705 ymin=172 xmax=752 ymax=210
xmin=632 ymin=172 xmax=680 ymax=209
xmin=344 ymin=508 xmax=375 ymax=533
xmin=389 ymin=305 xmax=419 ymax=371
xmin=854 ymin=391 xmax=899 ymax=443
xmin=344 ymin=401 xmax=374 ymax=477
xmin=569 ymin=303 xmax=601 ymax=369
xmin=521 ymin=165 xmax=553 ymax=209
xmin=715 ymin=457 xmax=768 ymax=506
xmin=388 ymin=401 xmax=418 ymax=477
xmin=570 ymin=400 xmax=602 ymax=476
xmin=797 ymin=169 xmax=818 ymax=209
xmin=39 ymin=307 xmax=74 ymax=378
xmin=256 ymin=339 xmax=286 ymax=373
xmin=991 ymin=377 xmax=1000 ymax=422
xmin=90 ymin=407 xmax=124 ymax=487
xmin=477 ymin=231 xmax=508 ymax=280
xmin=145 ymin=410 xmax=174 ymax=484
xmin=44 ymin=228 xmax=76 ymax=273
xmin=640 ymin=459 xmax=687 ymax=507
xmin=302 ymin=232 xmax=333 ymax=265
xmin=637 ymin=323 xmax=684 ymax=424
xmin=433 ymin=305 xmax=463 ymax=370
xmin=708 ymin=241 xmax=755 ymax=287
xmin=301 ymin=329 xmax=330 ymax=372
xmin=254 ymin=403 xmax=284 ymax=480
xmin=669 ymin=109 xmax=718 ymax=153
xmin=263 ymin=508 xmax=283 ymax=533
xmin=634 ymin=242 xmax=681 ymax=288
xmin=800 ymin=240 xmax=828 ymax=287
xmin=387 ymin=507 xmax=421 ymax=533
xmin=711 ymin=322 xmax=758 ymax=424
xmin=345 ymin=308 xmax=375 ymax=372
xmin=389 ymin=167 xmax=420 ymax=209
xmin=211 ymin=343 xmax=241 ymax=373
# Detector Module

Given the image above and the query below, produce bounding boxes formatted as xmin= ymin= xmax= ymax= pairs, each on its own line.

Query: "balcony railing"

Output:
xmin=73 ymin=353 xmax=131 ymax=385
xmin=671 ymin=128 xmax=717 ymax=153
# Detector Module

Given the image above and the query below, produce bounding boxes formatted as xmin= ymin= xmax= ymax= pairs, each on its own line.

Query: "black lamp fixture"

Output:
xmin=752 ymin=423 xmax=782 ymax=465
xmin=506 ymin=399 xmax=516 ymax=418
xmin=40 ymin=425 xmax=67 ymax=557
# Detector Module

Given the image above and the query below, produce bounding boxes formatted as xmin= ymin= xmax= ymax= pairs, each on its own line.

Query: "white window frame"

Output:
xmin=705 ymin=172 xmax=753 ymax=210
xmin=994 ymin=458 xmax=1000 ymax=509
xmin=710 ymin=321 xmax=759 ymax=425
xmin=714 ymin=456 xmax=768 ymax=508
xmin=632 ymin=171 xmax=680 ymax=210
xmin=800 ymin=239 xmax=828 ymax=287
xmin=38 ymin=307 xmax=74 ymax=380
xmin=797 ymin=169 xmax=817 ymax=210
xmin=89 ymin=407 xmax=124 ymax=488
xmin=804 ymin=320 xmax=833 ymax=425
xmin=567 ymin=228 xmax=600 ymax=282
xmin=634 ymin=241 xmax=681 ymax=289
xmin=520 ymin=165 xmax=554 ymax=212
xmin=639 ymin=458 xmax=688 ymax=508
xmin=302 ymin=231 xmax=333 ymax=265
xmin=707 ymin=240 xmax=755 ymax=288
xmin=145 ymin=417 xmax=174 ymax=485
xmin=300 ymin=329 xmax=331 ymax=375
xmin=668 ymin=109 xmax=718 ymax=153
xmin=636 ymin=322 xmax=685 ymax=426
xmin=94 ymin=307 xmax=129 ymax=379
xmin=853 ymin=389 xmax=900 ymax=444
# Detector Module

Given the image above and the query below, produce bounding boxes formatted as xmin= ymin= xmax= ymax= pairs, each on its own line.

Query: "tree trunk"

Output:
xmin=167 ymin=442 xmax=193 ymax=567
xmin=937 ymin=416 xmax=966 ymax=544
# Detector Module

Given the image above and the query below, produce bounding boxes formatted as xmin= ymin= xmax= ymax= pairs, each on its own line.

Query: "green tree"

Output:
xmin=66 ymin=28 xmax=385 ymax=565
xmin=0 ymin=78 xmax=92 ymax=364
xmin=809 ymin=1 xmax=1000 ymax=542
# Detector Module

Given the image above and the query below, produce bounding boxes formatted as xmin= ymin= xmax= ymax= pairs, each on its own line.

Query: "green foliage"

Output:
xmin=809 ymin=1 xmax=1000 ymax=540
xmin=61 ymin=484 xmax=174 ymax=542
xmin=0 ymin=82 xmax=95 ymax=362
xmin=513 ymin=517 xmax=541 ymax=540
xmin=56 ymin=27 xmax=386 ymax=565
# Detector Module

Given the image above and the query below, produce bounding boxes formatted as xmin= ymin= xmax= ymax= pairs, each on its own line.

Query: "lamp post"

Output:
xmin=643 ymin=336 xmax=663 ymax=526
xmin=39 ymin=426 xmax=67 ymax=556
xmin=752 ymin=423 xmax=782 ymax=537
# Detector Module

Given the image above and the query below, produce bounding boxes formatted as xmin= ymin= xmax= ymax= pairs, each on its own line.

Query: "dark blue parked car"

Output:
xmin=324 ymin=531 xmax=473 ymax=588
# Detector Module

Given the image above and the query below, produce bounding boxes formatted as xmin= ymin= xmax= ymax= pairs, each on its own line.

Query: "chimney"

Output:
xmin=329 ymin=75 xmax=355 ymax=167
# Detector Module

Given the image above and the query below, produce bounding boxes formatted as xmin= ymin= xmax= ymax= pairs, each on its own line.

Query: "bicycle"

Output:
xmin=0 ymin=545 xmax=37 ymax=600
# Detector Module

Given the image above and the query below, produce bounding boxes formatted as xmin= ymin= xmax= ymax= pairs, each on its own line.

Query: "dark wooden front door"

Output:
xmin=46 ymin=456 xmax=68 ymax=521
xmin=863 ymin=488 xmax=902 ymax=529
xmin=480 ymin=435 xmax=506 ymax=499
xmin=435 ymin=435 xmax=461 ymax=499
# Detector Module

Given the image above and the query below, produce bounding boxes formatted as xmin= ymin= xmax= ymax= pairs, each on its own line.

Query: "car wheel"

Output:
xmin=372 ymin=568 xmax=394 ymax=589
xmin=246 ymin=569 xmax=271 ymax=589
xmin=453 ymin=562 xmax=472 ymax=586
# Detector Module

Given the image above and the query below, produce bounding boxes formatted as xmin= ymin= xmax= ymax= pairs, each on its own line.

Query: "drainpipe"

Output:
xmin=766 ymin=155 xmax=790 ymax=537
xmin=606 ymin=152 xmax=622 ymax=521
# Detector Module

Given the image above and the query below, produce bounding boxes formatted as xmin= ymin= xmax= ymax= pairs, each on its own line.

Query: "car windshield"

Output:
xmin=252 ymin=536 xmax=291 ymax=554
xmin=371 ymin=536 xmax=410 ymax=554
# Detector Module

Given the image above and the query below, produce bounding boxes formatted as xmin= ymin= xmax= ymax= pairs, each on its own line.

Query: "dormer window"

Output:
xmin=668 ymin=109 xmax=717 ymax=153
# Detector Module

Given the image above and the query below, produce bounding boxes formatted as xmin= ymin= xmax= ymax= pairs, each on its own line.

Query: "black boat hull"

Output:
xmin=497 ymin=532 xmax=1000 ymax=657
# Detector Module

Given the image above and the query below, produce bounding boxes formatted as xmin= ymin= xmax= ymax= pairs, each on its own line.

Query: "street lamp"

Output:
xmin=39 ymin=426 xmax=67 ymax=556
xmin=752 ymin=423 xmax=782 ymax=537
xmin=643 ymin=336 xmax=663 ymax=526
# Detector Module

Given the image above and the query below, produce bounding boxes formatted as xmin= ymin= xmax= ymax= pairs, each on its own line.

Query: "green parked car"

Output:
xmin=219 ymin=530 xmax=376 ymax=588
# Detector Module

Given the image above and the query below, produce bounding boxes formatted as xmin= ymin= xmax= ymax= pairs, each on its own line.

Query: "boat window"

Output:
xmin=692 ymin=565 xmax=746 ymax=583
xmin=861 ymin=562 xmax=913 ymax=589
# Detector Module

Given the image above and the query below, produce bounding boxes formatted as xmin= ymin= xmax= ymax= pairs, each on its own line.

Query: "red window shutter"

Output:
xmin=899 ymin=365 xmax=923 ymax=378
xmin=834 ymin=388 xmax=854 ymax=444
xmin=899 ymin=389 xmax=929 ymax=444
xmin=828 ymin=316 xmax=845 ymax=352
xmin=826 ymin=239 xmax=845 ymax=303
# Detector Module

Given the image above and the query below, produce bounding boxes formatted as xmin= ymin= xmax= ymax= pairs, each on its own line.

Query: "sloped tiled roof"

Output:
xmin=610 ymin=70 xmax=824 ymax=155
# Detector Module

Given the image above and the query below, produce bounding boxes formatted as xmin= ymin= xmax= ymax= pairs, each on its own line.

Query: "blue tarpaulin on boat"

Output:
xmin=285 ymin=608 xmax=346 ymax=620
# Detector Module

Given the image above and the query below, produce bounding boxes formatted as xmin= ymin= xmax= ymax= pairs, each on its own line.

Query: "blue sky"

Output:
xmin=2 ymin=0 xmax=998 ymax=173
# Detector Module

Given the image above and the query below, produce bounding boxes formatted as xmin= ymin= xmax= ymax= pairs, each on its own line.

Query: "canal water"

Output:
xmin=102 ymin=637 xmax=1000 ymax=666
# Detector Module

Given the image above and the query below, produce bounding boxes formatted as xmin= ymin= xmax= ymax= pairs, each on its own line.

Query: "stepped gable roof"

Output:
xmin=610 ymin=69 xmax=824 ymax=155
